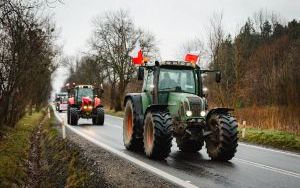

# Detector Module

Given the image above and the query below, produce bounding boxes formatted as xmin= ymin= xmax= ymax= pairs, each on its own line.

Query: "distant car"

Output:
xmin=58 ymin=97 xmax=68 ymax=112
xmin=55 ymin=92 xmax=68 ymax=112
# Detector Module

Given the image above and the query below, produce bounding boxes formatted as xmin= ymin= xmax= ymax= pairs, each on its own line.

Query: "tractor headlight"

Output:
xmin=88 ymin=105 xmax=93 ymax=110
xmin=83 ymin=106 xmax=87 ymax=109
xmin=186 ymin=110 xmax=192 ymax=117
xmin=200 ymin=111 xmax=206 ymax=117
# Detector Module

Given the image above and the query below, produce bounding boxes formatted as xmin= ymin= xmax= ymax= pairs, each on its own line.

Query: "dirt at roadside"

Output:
xmin=40 ymin=113 xmax=177 ymax=188
xmin=62 ymin=127 xmax=177 ymax=188
xmin=26 ymin=119 xmax=43 ymax=188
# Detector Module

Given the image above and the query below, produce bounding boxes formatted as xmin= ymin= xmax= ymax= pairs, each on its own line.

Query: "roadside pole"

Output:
xmin=62 ymin=120 xmax=66 ymax=139
xmin=242 ymin=121 xmax=246 ymax=138
xmin=48 ymin=107 xmax=51 ymax=119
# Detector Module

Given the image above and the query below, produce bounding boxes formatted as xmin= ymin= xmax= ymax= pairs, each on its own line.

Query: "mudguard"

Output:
xmin=68 ymin=97 xmax=75 ymax=106
xmin=144 ymin=104 xmax=169 ymax=115
xmin=206 ymin=107 xmax=234 ymax=121
xmin=94 ymin=97 xmax=102 ymax=108
xmin=124 ymin=93 xmax=143 ymax=127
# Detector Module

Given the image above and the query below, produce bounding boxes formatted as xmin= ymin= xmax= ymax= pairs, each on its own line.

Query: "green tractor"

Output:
xmin=67 ymin=84 xmax=104 ymax=126
xmin=123 ymin=61 xmax=238 ymax=161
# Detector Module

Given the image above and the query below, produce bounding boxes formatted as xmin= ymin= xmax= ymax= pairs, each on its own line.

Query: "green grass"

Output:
xmin=104 ymin=108 xmax=124 ymax=118
xmin=0 ymin=112 xmax=44 ymax=187
xmin=40 ymin=108 xmax=90 ymax=188
xmin=239 ymin=127 xmax=300 ymax=152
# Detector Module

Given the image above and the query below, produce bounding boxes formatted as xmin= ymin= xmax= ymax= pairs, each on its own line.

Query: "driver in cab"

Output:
xmin=160 ymin=72 xmax=178 ymax=90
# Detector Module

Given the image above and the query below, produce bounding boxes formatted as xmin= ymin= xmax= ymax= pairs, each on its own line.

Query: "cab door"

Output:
xmin=141 ymin=69 xmax=154 ymax=113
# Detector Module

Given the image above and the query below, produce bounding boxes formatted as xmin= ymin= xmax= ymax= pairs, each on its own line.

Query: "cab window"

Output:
xmin=143 ymin=70 xmax=154 ymax=92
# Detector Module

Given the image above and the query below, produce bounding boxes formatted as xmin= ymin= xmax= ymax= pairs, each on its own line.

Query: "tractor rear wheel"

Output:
xmin=143 ymin=111 xmax=173 ymax=159
xmin=70 ymin=107 xmax=78 ymax=126
xmin=67 ymin=107 xmax=70 ymax=124
xmin=205 ymin=113 xmax=238 ymax=161
xmin=93 ymin=107 xmax=104 ymax=125
xmin=176 ymin=138 xmax=204 ymax=153
xmin=123 ymin=100 xmax=143 ymax=151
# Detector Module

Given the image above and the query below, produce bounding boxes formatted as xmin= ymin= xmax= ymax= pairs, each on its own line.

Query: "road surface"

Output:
xmin=55 ymin=110 xmax=300 ymax=188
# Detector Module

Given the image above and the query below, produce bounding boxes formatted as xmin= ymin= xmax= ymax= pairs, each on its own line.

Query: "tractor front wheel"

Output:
xmin=93 ymin=107 xmax=104 ymax=125
xmin=70 ymin=107 xmax=78 ymax=126
xmin=205 ymin=113 xmax=238 ymax=161
xmin=143 ymin=111 xmax=173 ymax=159
xmin=67 ymin=107 xmax=70 ymax=124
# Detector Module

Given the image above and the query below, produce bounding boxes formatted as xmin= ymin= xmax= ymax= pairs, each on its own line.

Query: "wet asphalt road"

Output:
xmin=58 ymin=111 xmax=300 ymax=188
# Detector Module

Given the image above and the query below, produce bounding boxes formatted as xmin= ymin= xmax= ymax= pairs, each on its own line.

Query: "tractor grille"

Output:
xmin=187 ymin=97 xmax=202 ymax=116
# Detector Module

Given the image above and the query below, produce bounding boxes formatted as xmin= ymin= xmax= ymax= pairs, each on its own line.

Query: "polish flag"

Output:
xmin=184 ymin=52 xmax=199 ymax=64
xmin=130 ymin=41 xmax=143 ymax=65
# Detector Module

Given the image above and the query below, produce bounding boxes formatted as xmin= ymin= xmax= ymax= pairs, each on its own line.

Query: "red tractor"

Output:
xmin=66 ymin=84 xmax=104 ymax=126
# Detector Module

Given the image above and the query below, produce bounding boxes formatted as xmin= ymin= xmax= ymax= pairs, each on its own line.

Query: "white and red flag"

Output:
xmin=184 ymin=52 xmax=200 ymax=64
xmin=130 ymin=41 xmax=143 ymax=65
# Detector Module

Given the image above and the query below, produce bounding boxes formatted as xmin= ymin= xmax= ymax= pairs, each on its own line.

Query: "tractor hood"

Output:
xmin=167 ymin=92 xmax=207 ymax=119
xmin=82 ymin=96 xmax=92 ymax=104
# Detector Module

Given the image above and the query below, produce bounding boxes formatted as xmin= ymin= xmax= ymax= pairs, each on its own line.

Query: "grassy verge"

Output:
xmin=0 ymin=111 xmax=44 ymax=187
xmin=238 ymin=127 xmax=300 ymax=152
xmin=40 ymin=108 xmax=91 ymax=187
xmin=104 ymin=108 xmax=124 ymax=118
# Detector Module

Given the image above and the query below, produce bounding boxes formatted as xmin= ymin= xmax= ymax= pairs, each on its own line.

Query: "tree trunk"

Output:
xmin=110 ymin=82 xmax=115 ymax=110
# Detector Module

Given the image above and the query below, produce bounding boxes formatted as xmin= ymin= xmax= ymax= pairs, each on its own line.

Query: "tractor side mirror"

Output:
xmin=215 ymin=71 xmax=221 ymax=83
xmin=137 ymin=67 xmax=144 ymax=80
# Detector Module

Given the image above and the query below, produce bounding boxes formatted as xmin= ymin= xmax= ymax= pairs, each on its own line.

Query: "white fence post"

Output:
xmin=48 ymin=108 xmax=51 ymax=119
xmin=242 ymin=120 xmax=246 ymax=138
xmin=62 ymin=120 xmax=66 ymax=139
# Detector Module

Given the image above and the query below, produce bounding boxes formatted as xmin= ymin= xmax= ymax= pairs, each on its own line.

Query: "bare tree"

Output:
xmin=0 ymin=0 xmax=58 ymax=127
xmin=176 ymin=37 xmax=205 ymax=60
xmin=89 ymin=9 xmax=158 ymax=111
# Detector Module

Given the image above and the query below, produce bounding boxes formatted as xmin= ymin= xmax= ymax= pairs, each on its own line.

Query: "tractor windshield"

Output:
xmin=77 ymin=88 xmax=93 ymax=99
xmin=159 ymin=68 xmax=196 ymax=94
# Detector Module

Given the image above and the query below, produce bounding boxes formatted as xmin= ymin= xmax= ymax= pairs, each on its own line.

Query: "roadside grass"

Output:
xmin=40 ymin=108 xmax=90 ymax=187
xmin=104 ymin=108 xmax=124 ymax=118
xmin=235 ymin=106 xmax=300 ymax=135
xmin=238 ymin=127 xmax=300 ymax=152
xmin=0 ymin=111 xmax=44 ymax=187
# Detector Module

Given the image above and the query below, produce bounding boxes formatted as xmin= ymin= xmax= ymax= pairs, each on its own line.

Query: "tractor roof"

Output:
xmin=144 ymin=61 xmax=198 ymax=69
xmin=160 ymin=61 xmax=196 ymax=67
xmin=75 ymin=85 xmax=94 ymax=89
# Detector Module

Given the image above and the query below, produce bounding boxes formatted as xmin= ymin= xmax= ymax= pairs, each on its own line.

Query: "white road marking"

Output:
xmin=234 ymin=158 xmax=300 ymax=179
xmin=105 ymin=114 xmax=124 ymax=120
xmin=105 ymin=122 xmax=122 ymax=129
xmin=238 ymin=143 xmax=300 ymax=158
xmin=53 ymin=107 xmax=198 ymax=188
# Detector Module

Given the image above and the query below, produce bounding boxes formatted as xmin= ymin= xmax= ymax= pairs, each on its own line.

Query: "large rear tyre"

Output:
xmin=205 ymin=113 xmax=238 ymax=161
xmin=123 ymin=100 xmax=143 ymax=151
xmin=93 ymin=107 xmax=104 ymax=125
xmin=176 ymin=138 xmax=204 ymax=153
xmin=144 ymin=111 xmax=173 ymax=159
xmin=67 ymin=107 xmax=70 ymax=124
xmin=70 ymin=107 xmax=78 ymax=126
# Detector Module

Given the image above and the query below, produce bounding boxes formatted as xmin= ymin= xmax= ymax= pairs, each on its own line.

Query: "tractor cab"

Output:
xmin=73 ymin=85 xmax=94 ymax=106
xmin=141 ymin=61 xmax=202 ymax=105
xmin=137 ymin=61 xmax=221 ymax=119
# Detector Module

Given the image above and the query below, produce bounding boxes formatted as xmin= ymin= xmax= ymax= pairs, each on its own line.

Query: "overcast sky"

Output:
xmin=51 ymin=0 xmax=300 ymax=93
